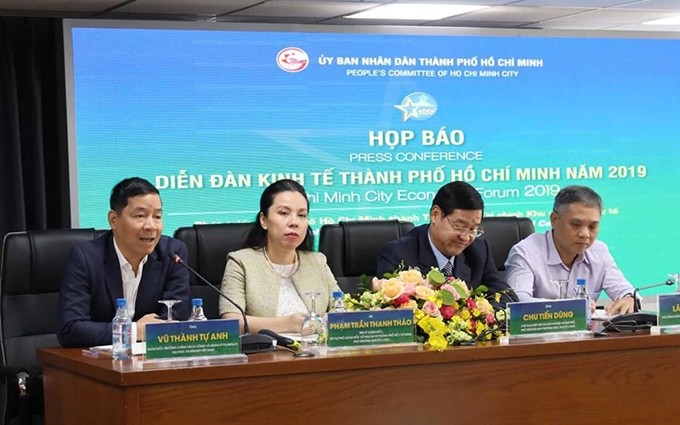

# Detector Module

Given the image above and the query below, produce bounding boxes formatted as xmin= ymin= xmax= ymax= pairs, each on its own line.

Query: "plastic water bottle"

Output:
xmin=330 ymin=290 xmax=346 ymax=313
xmin=574 ymin=278 xmax=591 ymax=330
xmin=188 ymin=298 xmax=208 ymax=321
xmin=112 ymin=298 xmax=132 ymax=360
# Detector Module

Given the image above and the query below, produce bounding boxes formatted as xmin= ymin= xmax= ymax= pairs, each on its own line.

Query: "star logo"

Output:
xmin=394 ymin=92 xmax=438 ymax=122
xmin=394 ymin=97 xmax=421 ymax=122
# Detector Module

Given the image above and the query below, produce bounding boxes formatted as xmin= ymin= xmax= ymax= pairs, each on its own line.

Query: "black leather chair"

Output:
xmin=480 ymin=217 xmax=535 ymax=276
xmin=318 ymin=220 xmax=415 ymax=294
xmin=0 ymin=228 xmax=103 ymax=425
xmin=173 ymin=223 xmax=252 ymax=319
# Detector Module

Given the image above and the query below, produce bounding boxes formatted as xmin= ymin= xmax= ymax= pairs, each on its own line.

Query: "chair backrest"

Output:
xmin=480 ymin=217 xmax=535 ymax=272
xmin=0 ymin=228 xmax=104 ymax=425
xmin=0 ymin=228 xmax=104 ymax=374
xmin=173 ymin=223 xmax=252 ymax=319
xmin=319 ymin=220 xmax=415 ymax=294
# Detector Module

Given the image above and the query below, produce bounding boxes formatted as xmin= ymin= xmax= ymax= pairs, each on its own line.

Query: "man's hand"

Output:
xmin=589 ymin=299 xmax=596 ymax=314
xmin=136 ymin=313 xmax=165 ymax=341
xmin=605 ymin=296 xmax=635 ymax=316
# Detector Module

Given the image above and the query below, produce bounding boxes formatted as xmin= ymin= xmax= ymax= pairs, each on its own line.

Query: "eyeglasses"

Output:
xmin=443 ymin=215 xmax=484 ymax=238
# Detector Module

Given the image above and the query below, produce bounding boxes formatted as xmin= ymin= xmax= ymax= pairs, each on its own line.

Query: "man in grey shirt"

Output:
xmin=505 ymin=185 xmax=635 ymax=315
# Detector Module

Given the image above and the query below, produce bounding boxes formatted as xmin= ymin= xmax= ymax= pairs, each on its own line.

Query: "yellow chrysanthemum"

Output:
xmin=418 ymin=316 xmax=448 ymax=335
xmin=427 ymin=333 xmax=448 ymax=351
xmin=459 ymin=308 xmax=471 ymax=320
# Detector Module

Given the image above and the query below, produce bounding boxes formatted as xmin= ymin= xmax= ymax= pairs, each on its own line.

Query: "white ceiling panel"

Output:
xmin=613 ymin=0 xmax=680 ymax=11
xmin=401 ymin=0 xmax=516 ymax=4
xmin=427 ymin=19 xmax=531 ymax=28
xmin=0 ymin=0 xmax=678 ymax=32
xmin=610 ymin=22 xmax=680 ymax=31
xmin=512 ymin=0 xmax=637 ymax=7
xmin=543 ymin=9 xmax=677 ymax=26
xmin=320 ymin=16 xmax=434 ymax=25
xmin=226 ymin=1 xmax=378 ymax=18
xmin=114 ymin=0 xmax=264 ymax=15
xmin=442 ymin=6 xmax=590 ymax=22
xmin=216 ymin=15 xmax=325 ymax=24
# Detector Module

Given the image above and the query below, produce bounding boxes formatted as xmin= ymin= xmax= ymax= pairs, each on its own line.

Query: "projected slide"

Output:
xmin=67 ymin=24 xmax=679 ymax=290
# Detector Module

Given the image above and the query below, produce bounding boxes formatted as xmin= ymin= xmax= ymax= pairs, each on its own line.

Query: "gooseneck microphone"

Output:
xmin=169 ymin=252 xmax=276 ymax=354
xmin=632 ymin=278 xmax=676 ymax=312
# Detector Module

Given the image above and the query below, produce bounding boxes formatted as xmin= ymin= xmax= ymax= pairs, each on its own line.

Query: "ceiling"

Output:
xmin=1 ymin=0 xmax=680 ymax=33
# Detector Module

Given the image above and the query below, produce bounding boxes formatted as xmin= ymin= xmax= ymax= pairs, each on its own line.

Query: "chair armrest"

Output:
xmin=0 ymin=367 xmax=30 ymax=397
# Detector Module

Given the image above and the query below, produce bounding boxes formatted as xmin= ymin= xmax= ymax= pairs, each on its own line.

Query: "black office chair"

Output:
xmin=173 ymin=223 xmax=252 ymax=319
xmin=480 ymin=217 xmax=535 ymax=276
xmin=0 ymin=228 xmax=103 ymax=425
xmin=318 ymin=220 xmax=415 ymax=294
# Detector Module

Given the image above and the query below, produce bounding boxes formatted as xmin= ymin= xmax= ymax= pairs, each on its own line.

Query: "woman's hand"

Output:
xmin=286 ymin=312 xmax=307 ymax=332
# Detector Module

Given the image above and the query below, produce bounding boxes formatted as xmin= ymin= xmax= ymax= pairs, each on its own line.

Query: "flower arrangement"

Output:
xmin=344 ymin=265 xmax=506 ymax=351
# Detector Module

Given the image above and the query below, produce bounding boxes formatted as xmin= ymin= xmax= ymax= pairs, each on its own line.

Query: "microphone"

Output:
xmin=258 ymin=329 xmax=300 ymax=351
xmin=632 ymin=277 xmax=676 ymax=312
xmin=169 ymin=252 xmax=276 ymax=354
xmin=602 ymin=275 xmax=678 ymax=333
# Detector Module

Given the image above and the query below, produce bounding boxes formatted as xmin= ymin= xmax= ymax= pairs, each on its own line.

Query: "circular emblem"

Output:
xmin=276 ymin=47 xmax=309 ymax=73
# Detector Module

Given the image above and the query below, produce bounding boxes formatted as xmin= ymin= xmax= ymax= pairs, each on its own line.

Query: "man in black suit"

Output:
xmin=377 ymin=181 xmax=517 ymax=306
xmin=58 ymin=177 xmax=190 ymax=348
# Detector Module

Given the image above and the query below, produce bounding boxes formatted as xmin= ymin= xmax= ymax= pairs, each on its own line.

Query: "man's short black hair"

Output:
xmin=431 ymin=181 xmax=484 ymax=216
xmin=553 ymin=185 xmax=603 ymax=214
xmin=109 ymin=177 xmax=160 ymax=213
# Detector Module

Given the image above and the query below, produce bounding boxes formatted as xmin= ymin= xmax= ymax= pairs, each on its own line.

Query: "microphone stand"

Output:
xmin=169 ymin=253 xmax=276 ymax=354
xmin=633 ymin=276 xmax=677 ymax=312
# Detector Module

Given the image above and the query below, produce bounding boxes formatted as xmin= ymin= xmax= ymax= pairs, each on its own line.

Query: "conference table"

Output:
xmin=39 ymin=330 xmax=680 ymax=425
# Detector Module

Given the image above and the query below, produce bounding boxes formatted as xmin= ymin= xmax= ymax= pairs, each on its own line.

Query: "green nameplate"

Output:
xmin=145 ymin=319 xmax=240 ymax=359
xmin=657 ymin=294 xmax=680 ymax=327
xmin=508 ymin=299 xmax=587 ymax=336
xmin=327 ymin=309 xmax=414 ymax=348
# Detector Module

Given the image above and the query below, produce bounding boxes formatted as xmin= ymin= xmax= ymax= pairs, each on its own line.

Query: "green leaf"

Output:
xmin=453 ymin=282 xmax=467 ymax=299
xmin=357 ymin=274 xmax=372 ymax=293
xmin=474 ymin=284 xmax=489 ymax=296
xmin=383 ymin=261 xmax=406 ymax=279
xmin=427 ymin=268 xmax=446 ymax=287
xmin=439 ymin=290 xmax=455 ymax=306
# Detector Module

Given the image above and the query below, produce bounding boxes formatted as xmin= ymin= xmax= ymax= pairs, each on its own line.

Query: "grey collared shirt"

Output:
xmin=505 ymin=230 xmax=633 ymax=302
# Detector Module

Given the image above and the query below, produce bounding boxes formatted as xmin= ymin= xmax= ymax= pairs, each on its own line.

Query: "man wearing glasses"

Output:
xmin=376 ymin=181 xmax=518 ymax=307
xmin=505 ymin=185 xmax=635 ymax=315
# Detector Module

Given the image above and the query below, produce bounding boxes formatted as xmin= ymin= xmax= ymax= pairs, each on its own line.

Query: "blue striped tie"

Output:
xmin=442 ymin=261 xmax=453 ymax=277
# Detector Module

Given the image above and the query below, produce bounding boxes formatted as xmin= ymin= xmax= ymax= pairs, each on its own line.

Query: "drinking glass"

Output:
xmin=300 ymin=292 xmax=326 ymax=355
xmin=158 ymin=300 xmax=181 ymax=321
xmin=550 ymin=279 xmax=570 ymax=300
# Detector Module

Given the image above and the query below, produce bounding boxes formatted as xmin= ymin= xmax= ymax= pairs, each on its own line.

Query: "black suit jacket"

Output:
xmin=58 ymin=231 xmax=191 ymax=348
xmin=376 ymin=224 xmax=518 ymax=306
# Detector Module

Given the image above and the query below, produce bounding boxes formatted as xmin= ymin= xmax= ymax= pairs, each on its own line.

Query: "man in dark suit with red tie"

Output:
xmin=376 ymin=181 xmax=517 ymax=307
xmin=57 ymin=177 xmax=190 ymax=348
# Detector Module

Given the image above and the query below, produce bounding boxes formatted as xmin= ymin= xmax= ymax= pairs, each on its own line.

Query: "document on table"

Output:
xmin=83 ymin=342 xmax=147 ymax=357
